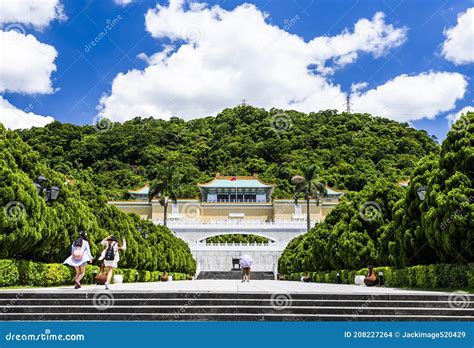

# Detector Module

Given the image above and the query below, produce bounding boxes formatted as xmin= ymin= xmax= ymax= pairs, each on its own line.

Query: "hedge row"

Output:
xmin=0 ymin=259 xmax=191 ymax=288
xmin=283 ymin=263 xmax=474 ymax=290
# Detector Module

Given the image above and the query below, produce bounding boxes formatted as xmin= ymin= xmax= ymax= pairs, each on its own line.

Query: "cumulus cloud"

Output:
xmin=0 ymin=1 xmax=61 ymax=129
xmin=442 ymin=8 xmax=474 ymax=65
xmin=0 ymin=96 xmax=54 ymax=130
xmin=98 ymin=0 xmax=407 ymax=122
xmin=114 ymin=0 xmax=133 ymax=5
xmin=0 ymin=30 xmax=58 ymax=94
xmin=0 ymin=0 xmax=66 ymax=30
xmin=352 ymin=72 xmax=467 ymax=122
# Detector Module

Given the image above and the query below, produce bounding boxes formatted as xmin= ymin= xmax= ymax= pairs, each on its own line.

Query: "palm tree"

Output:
xmin=292 ymin=164 xmax=326 ymax=232
xmin=148 ymin=164 xmax=183 ymax=227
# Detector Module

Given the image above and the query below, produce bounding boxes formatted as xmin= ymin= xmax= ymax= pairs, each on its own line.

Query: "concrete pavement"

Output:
xmin=2 ymin=280 xmax=453 ymax=295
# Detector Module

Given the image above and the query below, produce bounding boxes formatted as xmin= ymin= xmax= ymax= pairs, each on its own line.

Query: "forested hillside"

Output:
xmin=18 ymin=107 xmax=438 ymax=200
xmin=0 ymin=125 xmax=196 ymax=273
xmin=279 ymin=112 xmax=473 ymax=274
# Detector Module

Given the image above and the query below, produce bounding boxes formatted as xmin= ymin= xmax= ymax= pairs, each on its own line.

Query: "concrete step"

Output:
xmin=6 ymin=305 xmax=474 ymax=316
xmin=197 ymin=271 xmax=275 ymax=280
xmin=1 ymin=298 xmax=469 ymax=308
xmin=1 ymin=313 xmax=472 ymax=321
xmin=1 ymin=291 xmax=472 ymax=321
xmin=0 ymin=291 xmax=469 ymax=301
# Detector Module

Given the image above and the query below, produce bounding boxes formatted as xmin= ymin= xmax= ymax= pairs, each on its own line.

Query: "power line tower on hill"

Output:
xmin=345 ymin=93 xmax=352 ymax=113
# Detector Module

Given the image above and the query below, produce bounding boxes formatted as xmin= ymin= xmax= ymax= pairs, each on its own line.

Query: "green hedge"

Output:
xmin=284 ymin=263 xmax=474 ymax=290
xmin=0 ymin=259 xmax=191 ymax=288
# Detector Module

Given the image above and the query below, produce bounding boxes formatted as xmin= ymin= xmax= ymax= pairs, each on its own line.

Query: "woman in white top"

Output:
xmin=63 ymin=231 xmax=93 ymax=289
xmin=99 ymin=235 xmax=126 ymax=290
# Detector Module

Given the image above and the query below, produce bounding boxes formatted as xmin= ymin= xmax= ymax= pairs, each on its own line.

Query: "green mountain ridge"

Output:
xmin=17 ymin=106 xmax=439 ymax=200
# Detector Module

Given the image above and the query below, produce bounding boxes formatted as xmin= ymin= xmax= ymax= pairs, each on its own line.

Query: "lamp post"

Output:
xmin=34 ymin=175 xmax=60 ymax=202
xmin=416 ymin=187 xmax=427 ymax=201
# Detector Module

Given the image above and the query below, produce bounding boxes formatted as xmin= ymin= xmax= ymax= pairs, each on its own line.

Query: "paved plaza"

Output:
xmin=4 ymin=280 xmax=452 ymax=295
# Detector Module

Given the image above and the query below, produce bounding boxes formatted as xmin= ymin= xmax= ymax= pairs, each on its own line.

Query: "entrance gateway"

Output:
xmin=109 ymin=175 xmax=343 ymax=277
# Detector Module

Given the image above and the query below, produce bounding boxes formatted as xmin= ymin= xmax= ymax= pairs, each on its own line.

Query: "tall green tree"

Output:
xmin=0 ymin=125 xmax=196 ymax=274
xmin=292 ymin=164 xmax=326 ymax=232
xmin=148 ymin=164 xmax=183 ymax=227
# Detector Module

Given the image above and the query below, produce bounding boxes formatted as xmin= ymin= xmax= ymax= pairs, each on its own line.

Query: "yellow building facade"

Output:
xmin=109 ymin=175 xmax=343 ymax=225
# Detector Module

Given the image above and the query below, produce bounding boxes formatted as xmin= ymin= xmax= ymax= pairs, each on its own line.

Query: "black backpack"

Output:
xmin=104 ymin=242 xmax=116 ymax=261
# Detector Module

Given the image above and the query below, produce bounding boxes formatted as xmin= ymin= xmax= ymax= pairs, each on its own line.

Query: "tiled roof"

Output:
xmin=128 ymin=185 xmax=149 ymax=195
xmin=198 ymin=176 xmax=274 ymax=189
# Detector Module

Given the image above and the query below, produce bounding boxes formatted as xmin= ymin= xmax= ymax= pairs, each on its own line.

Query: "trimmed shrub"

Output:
xmin=0 ymin=260 xmax=19 ymax=287
xmin=284 ymin=263 xmax=473 ymax=290
xmin=17 ymin=260 xmax=43 ymax=286
xmin=43 ymin=263 xmax=73 ymax=287
xmin=0 ymin=259 xmax=192 ymax=288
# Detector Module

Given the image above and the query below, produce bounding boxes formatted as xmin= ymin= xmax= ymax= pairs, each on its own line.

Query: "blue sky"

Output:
xmin=0 ymin=0 xmax=473 ymax=141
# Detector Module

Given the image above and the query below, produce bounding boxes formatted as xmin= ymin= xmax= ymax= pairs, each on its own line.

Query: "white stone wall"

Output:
xmin=190 ymin=244 xmax=286 ymax=272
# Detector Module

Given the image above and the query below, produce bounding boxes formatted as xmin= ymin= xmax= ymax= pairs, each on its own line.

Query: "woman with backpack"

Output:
xmin=63 ymin=230 xmax=93 ymax=289
xmin=99 ymin=235 xmax=126 ymax=290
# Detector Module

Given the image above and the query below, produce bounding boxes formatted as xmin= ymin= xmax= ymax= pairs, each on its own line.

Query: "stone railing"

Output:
xmin=155 ymin=219 xmax=319 ymax=227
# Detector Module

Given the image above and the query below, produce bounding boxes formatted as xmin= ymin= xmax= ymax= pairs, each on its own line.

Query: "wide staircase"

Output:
xmin=197 ymin=271 xmax=274 ymax=280
xmin=0 ymin=291 xmax=472 ymax=321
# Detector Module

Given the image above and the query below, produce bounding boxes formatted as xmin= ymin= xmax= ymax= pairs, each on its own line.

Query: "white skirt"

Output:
xmin=63 ymin=254 xmax=93 ymax=267
xmin=104 ymin=259 xmax=119 ymax=268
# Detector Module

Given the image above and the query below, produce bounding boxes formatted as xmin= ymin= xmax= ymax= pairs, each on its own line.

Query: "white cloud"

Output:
xmin=98 ymin=0 xmax=406 ymax=122
xmin=446 ymin=106 xmax=473 ymax=124
xmin=0 ymin=30 xmax=58 ymax=94
xmin=0 ymin=0 xmax=66 ymax=30
xmin=352 ymin=72 xmax=467 ymax=122
xmin=442 ymin=8 xmax=474 ymax=65
xmin=114 ymin=0 xmax=133 ymax=5
xmin=0 ymin=1 xmax=61 ymax=129
xmin=0 ymin=96 xmax=54 ymax=130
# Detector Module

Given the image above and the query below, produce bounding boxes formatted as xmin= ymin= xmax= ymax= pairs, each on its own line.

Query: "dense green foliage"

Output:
xmin=17 ymin=107 xmax=438 ymax=200
xmin=279 ymin=112 xmax=473 ymax=274
xmin=284 ymin=263 xmax=474 ymax=290
xmin=0 ymin=125 xmax=196 ymax=274
xmin=206 ymin=234 xmax=268 ymax=244
xmin=391 ymin=111 xmax=473 ymax=266
xmin=0 ymin=259 xmax=190 ymax=287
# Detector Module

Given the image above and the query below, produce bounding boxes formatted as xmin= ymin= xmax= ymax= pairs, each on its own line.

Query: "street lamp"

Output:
xmin=34 ymin=175 xmax=60 ymax=202
xmin=416 ymin=187 xmax=427 ymax=201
